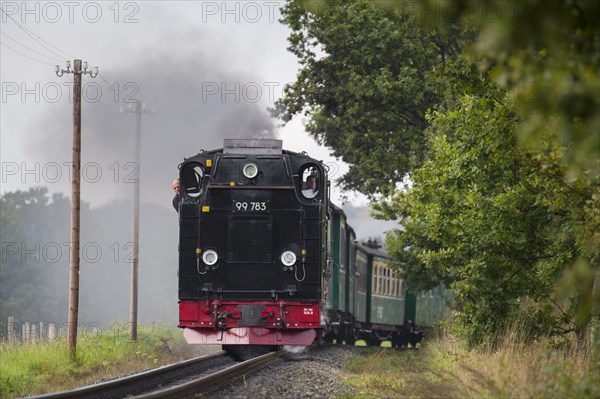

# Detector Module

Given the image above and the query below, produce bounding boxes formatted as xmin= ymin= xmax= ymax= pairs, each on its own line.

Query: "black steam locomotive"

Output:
xmin=176 ymin=139 xmax=328 ymax=349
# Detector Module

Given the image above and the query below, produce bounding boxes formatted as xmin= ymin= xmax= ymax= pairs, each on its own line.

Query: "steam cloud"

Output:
xmin=28 ymin=32 xmax=275 ymax=208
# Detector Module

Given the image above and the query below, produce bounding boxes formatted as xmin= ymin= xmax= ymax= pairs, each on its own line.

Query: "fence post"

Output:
xmin=31 ymin=324 xmax=37 ymax=345
xmin=39 ymin=322 xmax=45 ymax=342
xmin=22 ymin=323 xmax=26 ymax=343
xmin=7 ymin=317 xmax=15 ymax=346
xmin=48 ymin=323 xmax=58 ymax=341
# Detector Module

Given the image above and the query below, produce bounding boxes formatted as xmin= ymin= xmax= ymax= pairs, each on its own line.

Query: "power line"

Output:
xmin=98 ymin=72 xmax=129 ymax=103
xmin=1 ymin=41 xmax=55 ymax=66
xmin=98 ymin=97 xmax=117 ymax=106
xmin=95 ymin=89 xmax=120 ymax=106
xmin=88 ymin=94 xmax=115 ymax=106
xmin=79 ymin=83 xmax=117 ymax=106
xmin=72 ymin=69 xmax=132 ymax=105
xmin=98 ymin=72 xmax=114 ymax=88
xmin=0 ymin=6 xmax=74 ymax=61
xmin=98 ymin=72 xmax=122 ymax=101
xmin=1 ymin=30 xmax=63 ymax=62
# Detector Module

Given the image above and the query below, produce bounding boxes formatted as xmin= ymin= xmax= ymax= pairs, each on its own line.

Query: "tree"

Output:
xmin=467 ymin=0 xmax=599 ymax=178
xmin=274 ymin=0 xmax=468 ymax=196
xmin=393 ymin=0 xmax=600 ymax=342
xmin=0 ymin=188 xmax=70 ymax=323
xmin=376 ymin=87 xmax=596 ymax=343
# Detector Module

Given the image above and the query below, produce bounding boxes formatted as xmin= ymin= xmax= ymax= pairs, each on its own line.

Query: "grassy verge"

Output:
xmin=0 ymin=324 xmax=203 ymax=399
xmin=340 ymin=329 xmax=600 ymax=398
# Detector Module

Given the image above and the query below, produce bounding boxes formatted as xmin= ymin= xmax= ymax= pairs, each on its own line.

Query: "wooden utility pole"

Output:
xmin=122 ymin=101 xmax=152 ymax=341
xmin=68 ymin=58 xmax=82 ymax=355
xmin=130 ymin=100 xmax=141 ymax=341
xmin=55 ymin=59 xmax=98 ymax=356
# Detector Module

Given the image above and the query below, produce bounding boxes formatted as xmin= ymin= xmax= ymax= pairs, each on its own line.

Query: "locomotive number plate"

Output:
xmin=233 ymin=200 xmax=269 ymax=212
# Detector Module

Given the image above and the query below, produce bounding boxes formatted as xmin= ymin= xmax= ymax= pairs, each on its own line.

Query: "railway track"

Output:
xmin=27 ymin=350 xmax=285 ymax=399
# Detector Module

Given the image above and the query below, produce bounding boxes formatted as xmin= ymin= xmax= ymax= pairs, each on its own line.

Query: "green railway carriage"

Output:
xmin=370 ymin=255 xmax=405 ymax=327
xmin=324 ymin=204 xmax=351 ymax=340
xmin=338 ymin=211 xmax=347 ymax=312
xmin=352 ymin=242 xmax=419 ymax=346
xmin=354 ymin=248 xmax=369 ymax=324
xmin=327 ymin=204 xmax=347 ymax=313
xmin=415 ymin=285 xmax=454 ymax=327
xmin=323 ymin=202 xmax=452 ymax=347
xmin=345 ymin=226 xmax=356 ymax=322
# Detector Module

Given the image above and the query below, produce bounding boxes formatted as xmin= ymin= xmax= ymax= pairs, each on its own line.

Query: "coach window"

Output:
xmin=181 ymin=162 xmax=205 ymax=198
xmin=300 ymin=166 xmax=320 ymax=199
xmin=378 ymin=266 xmax=382 ymax=295
xmin=385 ymin=268 xmax=388 ymax=295
xmin=373 ymin=264 xmax=377 ymax=294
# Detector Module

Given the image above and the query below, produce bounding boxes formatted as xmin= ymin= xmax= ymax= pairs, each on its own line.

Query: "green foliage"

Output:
xmin=419 ymin=0 xmax=600 ymax=179
xmin=278 ymin=0 xmax=599 ymax=345
xmin=372 ymin=0 xmax=599 ymax=344
xmin=377 ymin=90 xmax=594 ymax=344
xmin=474 ymin=0 xmax=599 ymax=179
xmin=274 ymin=0 xmax=469 ymax=196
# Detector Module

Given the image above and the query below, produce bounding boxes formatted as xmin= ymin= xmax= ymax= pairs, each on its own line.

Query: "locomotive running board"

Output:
xmin=184 ymin=327 xmax=316 ymax=346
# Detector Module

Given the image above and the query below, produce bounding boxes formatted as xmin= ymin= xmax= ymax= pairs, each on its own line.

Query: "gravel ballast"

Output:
xmin=213 ymin=344 xmax=364 ymax=398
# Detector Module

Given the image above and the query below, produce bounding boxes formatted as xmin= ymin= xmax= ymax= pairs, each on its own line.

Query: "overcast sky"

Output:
xmin=0 ymin=0 xmax=398 ymax=239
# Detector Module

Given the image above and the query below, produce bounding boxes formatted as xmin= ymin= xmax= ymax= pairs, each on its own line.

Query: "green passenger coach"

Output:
xmin=322 ymin=202 xmax=452 ymax=347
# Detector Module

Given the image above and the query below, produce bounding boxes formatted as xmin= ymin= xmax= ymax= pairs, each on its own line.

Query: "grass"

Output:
xmin=340 ymin=345 xmax=463 ymax=399
xmin=0 ymin=324 xmax=195 ymax=399
xmin=339 ymin=326 xmax=600 ymax=399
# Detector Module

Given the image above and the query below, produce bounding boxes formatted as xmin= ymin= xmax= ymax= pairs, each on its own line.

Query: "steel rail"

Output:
xmin=26 ymin=351 xmax=226 ymax=399
xmin=131 ymin=350 xmax=286 ymax=399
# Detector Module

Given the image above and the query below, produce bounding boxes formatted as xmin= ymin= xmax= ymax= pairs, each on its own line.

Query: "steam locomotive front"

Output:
xmin=177 ymin=139 xmax=328 ymax=346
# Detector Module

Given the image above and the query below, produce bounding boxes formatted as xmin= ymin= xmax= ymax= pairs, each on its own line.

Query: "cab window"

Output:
xmin=181 ymin=162 xmax=205 ymax=198
xmin=300 ymin=166 xmax=320 ymax=199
